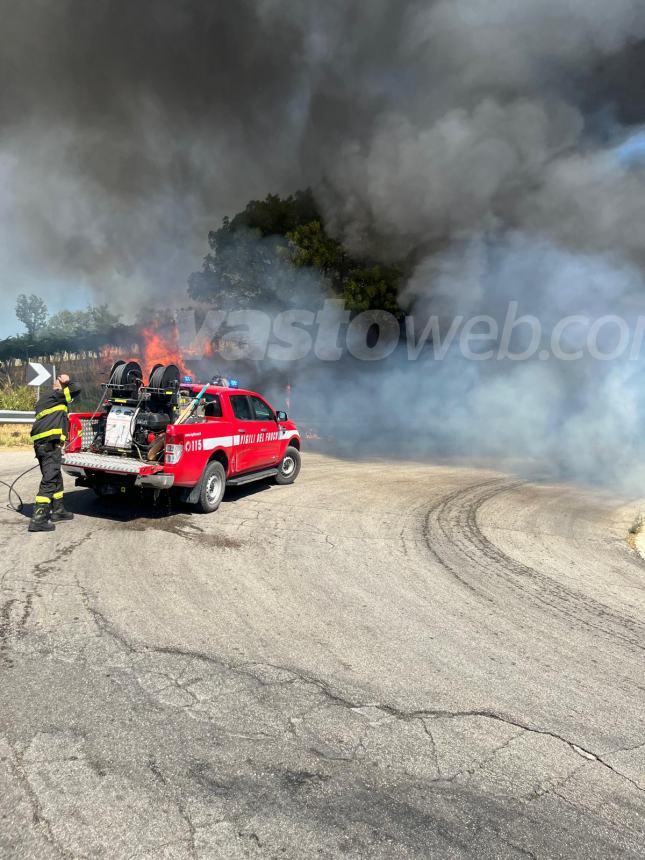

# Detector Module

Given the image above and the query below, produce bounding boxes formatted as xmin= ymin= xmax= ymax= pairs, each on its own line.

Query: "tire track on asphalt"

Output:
xmin=423 ymin=478 xmax=645 ymax=652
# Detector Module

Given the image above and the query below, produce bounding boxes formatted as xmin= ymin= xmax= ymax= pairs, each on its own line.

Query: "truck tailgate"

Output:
xmin=62 ymin=452 xmax=164 ymax=476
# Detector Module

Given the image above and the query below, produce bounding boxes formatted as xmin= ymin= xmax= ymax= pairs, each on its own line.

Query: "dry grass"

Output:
xmin=0 ymin=424 xmax=32 ymax=448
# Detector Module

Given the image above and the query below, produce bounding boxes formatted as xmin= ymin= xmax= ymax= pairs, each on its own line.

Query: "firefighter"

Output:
xmin=28 ymin=373 xmax=82 ymax=533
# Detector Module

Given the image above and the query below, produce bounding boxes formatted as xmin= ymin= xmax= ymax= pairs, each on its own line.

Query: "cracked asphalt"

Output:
xmin=0 ymin=449 xmax=644 ymax=859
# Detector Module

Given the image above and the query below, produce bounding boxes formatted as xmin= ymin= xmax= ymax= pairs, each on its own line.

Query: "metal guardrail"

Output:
xmin=0 ymin=410 xmax=35 ymax=425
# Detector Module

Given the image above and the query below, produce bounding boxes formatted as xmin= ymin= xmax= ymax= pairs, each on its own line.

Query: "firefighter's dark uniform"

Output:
xmin=29 ymin=381 xmax=81 ymax=532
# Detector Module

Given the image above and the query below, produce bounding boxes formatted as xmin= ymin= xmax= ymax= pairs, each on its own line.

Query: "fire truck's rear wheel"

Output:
xmin=196 ymin=461 xmax=226 ymax=513
xmin=275 ymin=446 xmax=301 ymax=485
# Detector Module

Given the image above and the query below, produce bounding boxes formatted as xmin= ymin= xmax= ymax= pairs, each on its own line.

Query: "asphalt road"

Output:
xmin=0 ymin=449 xmax=643 ymax=859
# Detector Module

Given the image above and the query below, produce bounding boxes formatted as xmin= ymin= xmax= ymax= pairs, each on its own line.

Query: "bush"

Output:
xmin=0 ymin=384 xmax=37 ymax=410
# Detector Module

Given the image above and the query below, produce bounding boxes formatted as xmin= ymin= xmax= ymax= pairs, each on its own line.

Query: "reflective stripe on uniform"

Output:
xmin=35 ymin=403 xmax=68 ymax=420
xmin=63 ymin=386 xmax=72 ymax=403
xmin=52 ymin=491 xmax=64 ymax=500
xmin=30 ymin=428 xmax=66 ymax=442
xmin=35 ymin=495 xmax=51 ymax=503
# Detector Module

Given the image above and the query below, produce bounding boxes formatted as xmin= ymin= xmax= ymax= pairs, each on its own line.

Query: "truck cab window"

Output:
xmin=249 ymin=396 xmax=274 ymax=421
xmin=203 ymin=394 xmax=222 ymax=418
xmin=230 ymin=395 xmax=253 ymax=421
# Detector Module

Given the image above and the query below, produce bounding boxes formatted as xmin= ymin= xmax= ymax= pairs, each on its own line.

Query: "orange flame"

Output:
xmin=139 ymin=324 xmax=188 ymax=379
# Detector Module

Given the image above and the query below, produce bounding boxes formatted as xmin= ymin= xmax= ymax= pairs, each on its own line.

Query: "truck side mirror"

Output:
xmin=276 ymin=410 xmax=288 ymax=421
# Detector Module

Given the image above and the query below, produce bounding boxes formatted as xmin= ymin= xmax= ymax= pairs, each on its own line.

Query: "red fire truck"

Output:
xmin=62 ymin=362 xmax=301 ymax=513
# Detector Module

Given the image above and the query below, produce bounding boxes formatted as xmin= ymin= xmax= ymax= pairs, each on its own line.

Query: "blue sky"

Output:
xmin=1 ymin=280 xmax=94 ymax=339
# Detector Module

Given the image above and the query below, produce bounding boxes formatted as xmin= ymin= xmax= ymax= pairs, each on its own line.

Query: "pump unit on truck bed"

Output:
xmin=62 ymin=361 xmax=301 ymax=513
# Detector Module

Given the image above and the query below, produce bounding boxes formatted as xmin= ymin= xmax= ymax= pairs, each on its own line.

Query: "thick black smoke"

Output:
xmin=0 ymin=1 xmax=311 ymax=321
xmin=4 ymin=1 xmax=645 ymax=488
xmin=2 ymin=0 xmax=645 ymax=321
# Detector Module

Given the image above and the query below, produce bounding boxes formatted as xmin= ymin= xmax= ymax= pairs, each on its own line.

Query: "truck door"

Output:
xmin=248 ymin=395 xmax=282 ymax=468
xmin=229 ymin=394 xmax=256 ymax=472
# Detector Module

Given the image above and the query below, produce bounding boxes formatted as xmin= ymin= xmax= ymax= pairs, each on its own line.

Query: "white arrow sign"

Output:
xmin=27 ymin=362 xmax=53 ymax=387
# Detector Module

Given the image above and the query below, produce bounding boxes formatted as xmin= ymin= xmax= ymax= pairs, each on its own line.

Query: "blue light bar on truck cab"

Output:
xmin=183 ymin=376 xmax=193 ymax=384
xmin=228 ymin=379 xmax=239 ymax=388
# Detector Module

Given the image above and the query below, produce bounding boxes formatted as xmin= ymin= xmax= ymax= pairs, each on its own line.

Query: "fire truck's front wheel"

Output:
xmin=275 ymin=446 xmax=301 ymax=485
xmin=196 ymin=461 xmax=226 ymax=513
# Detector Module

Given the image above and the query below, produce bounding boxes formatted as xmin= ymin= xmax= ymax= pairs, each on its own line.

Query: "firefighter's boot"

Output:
xmin=51 ymin=496 xmax=74 ymax=522
xmin=28 ymin=502 xmax=55 ymax=533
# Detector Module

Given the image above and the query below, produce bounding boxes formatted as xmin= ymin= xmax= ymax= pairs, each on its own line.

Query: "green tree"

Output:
xmin=341 ymin=265 xmax=403 ymax=315
xmin=227 ymin=190 xmax=319 ymax=237
xmin=189 ymin=222 xmax=288 ymax=309
xmin=286 ymin=222 xmax=404 ymax=316
xmin=45 ymin=310 xmax=84 ymax=337
xmin=189 ymin=190 xmax=407 ymax=316
xmin=15 ymin=294 xmax=48 ymax=337
xmin=188 ymin=191 xmax=324 ymax=310
xmin=87 ymin=304 xmax=121 ymax=331
xmin=45 ymin=305 xmax=121 ymax=337
xmin=286 ymin=220 xmax=348 ymax=280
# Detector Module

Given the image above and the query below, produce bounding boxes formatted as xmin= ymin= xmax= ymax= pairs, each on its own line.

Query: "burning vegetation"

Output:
xmin=139 ymin=324 xmax=189 ymax=380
